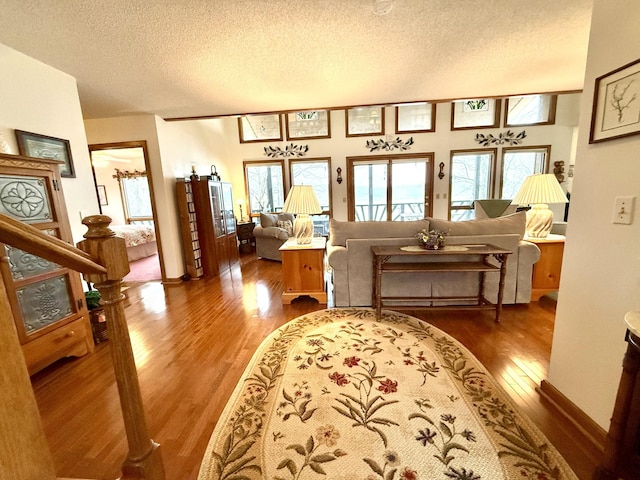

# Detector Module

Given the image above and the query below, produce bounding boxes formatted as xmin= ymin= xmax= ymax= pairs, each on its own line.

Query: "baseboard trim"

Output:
xmin=161 ymin=277 xmax=183 ymax=285
xmin=538 ymin=379 xmax=607 ymax=453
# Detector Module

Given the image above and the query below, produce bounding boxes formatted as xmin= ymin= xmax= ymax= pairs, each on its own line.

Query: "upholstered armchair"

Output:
xmin=253 ymin=212 xmax=295 ymax=261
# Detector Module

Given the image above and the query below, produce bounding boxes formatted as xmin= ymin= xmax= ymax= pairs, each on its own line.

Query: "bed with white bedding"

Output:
xmin=110 ymin=224 xmax=157 ymax=262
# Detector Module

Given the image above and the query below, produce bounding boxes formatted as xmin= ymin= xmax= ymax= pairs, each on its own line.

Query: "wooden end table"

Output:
xmin=280 ymin=237 xmax=327 ymax=304
xmin=525 ymin=234 xmax=565 ymax=301
xmin=372 ymin=244 xmax=511 ymax=322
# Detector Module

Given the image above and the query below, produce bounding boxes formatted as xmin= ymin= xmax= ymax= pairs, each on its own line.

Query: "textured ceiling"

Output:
xmin=0 ymin=0 xmax=593 ymax=120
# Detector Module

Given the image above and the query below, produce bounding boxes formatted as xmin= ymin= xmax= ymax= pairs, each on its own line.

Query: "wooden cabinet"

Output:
xmin=176 ymin=178 xmax=203 ymax=279
xmin=191 ymin=178 xmax=238 ymax=276
xmin=0 ymin=153 xmax=93 ymax=374
xmin=527 ymin=234 xmax=565 ymax=301
xmin=280 ymin=237 xmax=327 ymax=304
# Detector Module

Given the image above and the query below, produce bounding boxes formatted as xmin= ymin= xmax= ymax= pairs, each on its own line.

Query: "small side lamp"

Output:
xmin=236 ymin=198 xmax=245 ymax=222
xmin=282 ymin=185 xmax=322 ymax=244
xmin=512 ymin=173 xmax=568 ymax=238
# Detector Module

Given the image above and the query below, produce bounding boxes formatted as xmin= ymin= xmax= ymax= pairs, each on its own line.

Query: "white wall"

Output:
xmin=0 ymin=44 xmax=99 ymax=242
xmin=549 ymin=0 xmax=640 ymax=429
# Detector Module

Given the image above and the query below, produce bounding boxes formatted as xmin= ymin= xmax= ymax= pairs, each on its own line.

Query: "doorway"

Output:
xmin=88 ymin=141 xmax=165 ymax=283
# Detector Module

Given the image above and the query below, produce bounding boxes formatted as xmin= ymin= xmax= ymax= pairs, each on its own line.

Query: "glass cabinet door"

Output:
xmin=0 ymin=169 xmax=80 ymax=341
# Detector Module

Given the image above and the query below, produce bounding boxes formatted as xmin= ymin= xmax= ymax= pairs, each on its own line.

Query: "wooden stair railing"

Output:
xmin=0 ymin=213 xmax=165 ymax=480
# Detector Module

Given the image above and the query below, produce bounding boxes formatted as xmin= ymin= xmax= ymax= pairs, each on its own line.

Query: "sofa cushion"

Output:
xmin=329 ymin=219 xmax=430 ymax=247
xmin=260 ymin=212 xmax=295 ymax=228
xmin=430 ymin=212 xmax=526 ymax=239
xmin=276 ymin=219 xmax=293 ymax=235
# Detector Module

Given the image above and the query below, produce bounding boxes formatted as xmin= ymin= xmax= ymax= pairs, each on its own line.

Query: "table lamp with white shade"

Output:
xmin=282 ymin=185 xmax=322 ymax=244
xmin=512 ymin=173 xmax=568 ymax=238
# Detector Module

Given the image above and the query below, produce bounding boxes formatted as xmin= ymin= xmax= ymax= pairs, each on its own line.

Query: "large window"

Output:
xmin=114 ymin=170 xmax=153 ymax=224
xmin=500 ymin=146 xmax=550 ymax=199
xmin=243 ymin=160 xmax=285 ymax=216
xmin=289 ymin=157 xmax=332 ymax=235
xmin=347 ymin=154 xmax=433 ymax=221
xmin=449 ymin=149 xmax=496 ymax=221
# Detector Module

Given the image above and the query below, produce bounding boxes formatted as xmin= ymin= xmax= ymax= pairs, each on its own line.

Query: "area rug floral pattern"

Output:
xmin=198 ymin=309 xmax=577 ymax=480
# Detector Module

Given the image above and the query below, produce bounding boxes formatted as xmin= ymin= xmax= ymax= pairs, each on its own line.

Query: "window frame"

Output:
xmin=395 ymin=102 xmax=436 ymax=134
xmin=448 ymin=148 xmax=497 ymax=220
xmin=346 ymin=152 xmax=434 ymax=222
xmin=504 ymin=94 xmax=558 ymax=127
xmin=288 ymin=157 xmax=333 ymax=216
xmin=499 ymin=145 xmax=551 ymax=199
xmin=243 ymin=159 xmax=286 ymax=218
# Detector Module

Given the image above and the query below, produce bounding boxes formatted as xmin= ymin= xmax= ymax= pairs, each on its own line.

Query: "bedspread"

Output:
xmin=111 ymin=224 xmax=156 ymax=248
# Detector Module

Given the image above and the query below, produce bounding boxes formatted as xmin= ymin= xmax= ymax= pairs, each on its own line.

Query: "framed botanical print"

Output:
xmin=590 ymin=57 xmax=640 ymax=143
xmin=395 ymin=102 xmax=436 ymax=133
xmin=238 ymin=114 xmax=283 ymax=143
xmin=285 ymin=110 xmax=331 ymax=140
xmin=346 ymin=106 xmax=385 ymax=137
xmin=451 ymin=99 xmax=501 ymax=130
xmin=15 ymin=130 xmax=75 ymax=177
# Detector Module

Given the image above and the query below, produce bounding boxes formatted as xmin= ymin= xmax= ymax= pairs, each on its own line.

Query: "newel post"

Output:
xmin=77 ymin=215 xmax=165 ymax=480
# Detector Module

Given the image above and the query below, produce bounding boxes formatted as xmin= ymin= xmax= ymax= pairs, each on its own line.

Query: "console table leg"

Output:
xmin=494 ymin=253 xmax=509 ymax=323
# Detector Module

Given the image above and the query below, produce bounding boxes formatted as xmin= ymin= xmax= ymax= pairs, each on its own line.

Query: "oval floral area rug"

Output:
xmin=198 ymin=308 xmax=577 ymax=480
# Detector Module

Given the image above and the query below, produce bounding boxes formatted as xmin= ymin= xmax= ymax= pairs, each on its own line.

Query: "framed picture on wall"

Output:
xmin=589 ymin=57 xmax=640 ymax=143
xmin=451 ymin=99 xmax=501 ymax=130
xmin=97 ymin=185 xmax=108 ymax=206
xmin=15 ymin=130 xmax=76 ymax=177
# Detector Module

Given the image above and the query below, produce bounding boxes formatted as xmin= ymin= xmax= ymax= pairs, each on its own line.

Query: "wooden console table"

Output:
xmin=372 ymin=244 xmax=511 ymax=322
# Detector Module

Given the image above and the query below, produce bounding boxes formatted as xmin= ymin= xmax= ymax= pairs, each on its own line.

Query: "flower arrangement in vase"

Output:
xmin=416 ymin=228 xmax=447 ymax=250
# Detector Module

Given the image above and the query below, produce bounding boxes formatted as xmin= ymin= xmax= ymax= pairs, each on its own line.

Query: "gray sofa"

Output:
xmin=326 ymin=212 xmax=541 ymax=307
xmin=253 ymin=212 xmax=295 ymax=261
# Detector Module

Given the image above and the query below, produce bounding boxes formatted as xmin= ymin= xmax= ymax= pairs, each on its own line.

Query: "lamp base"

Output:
xmin=525 ymin=204 xmax=553 ymax=238
xmin=293 ymin=214 xmax=314 ymax=244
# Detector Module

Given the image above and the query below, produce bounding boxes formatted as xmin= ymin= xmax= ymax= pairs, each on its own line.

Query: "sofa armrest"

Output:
xmin=254 ymin=225 xmax=289 ymax=241
xmin=327 ymin=244 xmax=347 ymax=270
xmin=518 ymin=240 xmax=541 ymax=266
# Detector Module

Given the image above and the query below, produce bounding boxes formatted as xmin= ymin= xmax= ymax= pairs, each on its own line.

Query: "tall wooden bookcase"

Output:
xmin=191 ymin=177 xmax=238 ymax=276
xmin=176 ymin=178 xmax=204 ymax=279
xmin=0 ymin=153 xmax=93 ymax=374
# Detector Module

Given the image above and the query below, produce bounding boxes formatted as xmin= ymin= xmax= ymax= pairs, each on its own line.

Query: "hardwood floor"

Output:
xmin=31 ymin=253 xmax=600 ymax=479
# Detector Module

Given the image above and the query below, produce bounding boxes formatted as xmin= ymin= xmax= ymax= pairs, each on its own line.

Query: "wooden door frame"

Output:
xmin=346 ymin=152 xmax=434 ymax=221
xmin=88 ymin=141 xmax=166 ymax=282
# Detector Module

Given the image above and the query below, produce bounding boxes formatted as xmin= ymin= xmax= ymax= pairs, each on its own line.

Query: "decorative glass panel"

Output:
xmin=0 ymin=175 xmax=52 ymax=223
xmin=505 ymin=94 xmax=556 ymax=126
xmin=7 ymin=245 xmax=59 ymax=280
xmin=286 ymin=110 xmax=331 ymax=139
xmin=346 ymin=106 xmax=385 ymax=136
xmin=396 ymin=102 xmax=435 ymax=133
xmin=238 ymin=114 xmax=283 ymax=143
xmin=17 ymin=275 xmax=73 ymax=333
xmin=451 ymin=99 xmax=501 ymax=130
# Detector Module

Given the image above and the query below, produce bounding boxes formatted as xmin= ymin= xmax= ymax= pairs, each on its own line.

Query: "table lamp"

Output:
xmin=282 ymin=185 xmax=322 ymax=244
xmin=512 ymin=173 xmax=568 ymax=238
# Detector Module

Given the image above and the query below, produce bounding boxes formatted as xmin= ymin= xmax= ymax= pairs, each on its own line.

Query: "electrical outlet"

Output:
xmin=613 ymin=196 xmax=635 ymax=224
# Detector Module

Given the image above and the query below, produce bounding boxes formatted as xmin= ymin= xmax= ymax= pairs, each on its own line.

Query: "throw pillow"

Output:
xmin=277 ymin=220 xmax=293 ymax=235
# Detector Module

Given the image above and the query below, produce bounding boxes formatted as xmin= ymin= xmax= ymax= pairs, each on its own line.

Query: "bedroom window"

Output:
xmin=113 ymin=169 xmax=153 ymax=224
xmin=289 ymin=157 xmax=331 ymax=235
xmin=449 ymin=149 xmax=496 ymax=221
xmin=243 ymin=160 xmax=285 ymax=217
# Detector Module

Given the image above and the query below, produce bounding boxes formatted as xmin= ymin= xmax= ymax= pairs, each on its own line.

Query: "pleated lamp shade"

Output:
xmin=512 ymin=174 xmax=568 ymax=238
xmin=283 ymin=185 xmax=322 ymax=244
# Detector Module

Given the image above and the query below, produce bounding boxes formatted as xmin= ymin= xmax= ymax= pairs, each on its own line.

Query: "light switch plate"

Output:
xmin=613 ymin=196 xmax=635 ymax=224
